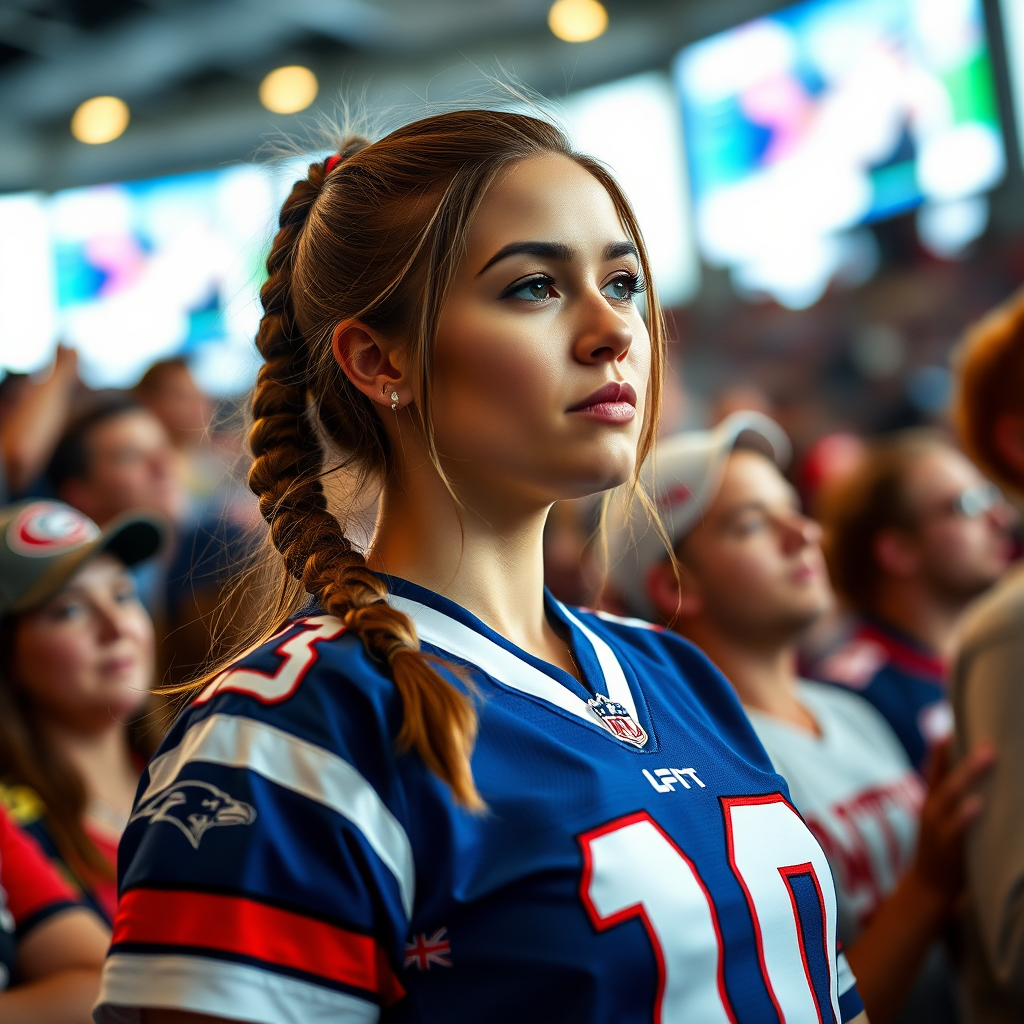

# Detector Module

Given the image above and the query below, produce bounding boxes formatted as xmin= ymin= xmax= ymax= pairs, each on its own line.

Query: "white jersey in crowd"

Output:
xmin=746 ymin=680 xmax=924 ymax=943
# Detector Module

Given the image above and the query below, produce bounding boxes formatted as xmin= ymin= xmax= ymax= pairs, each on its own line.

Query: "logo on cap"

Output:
xmin=7 ymin=503 xmax=99 ymax=558
xmin=657 ymin=483 xmax=692 ymax=509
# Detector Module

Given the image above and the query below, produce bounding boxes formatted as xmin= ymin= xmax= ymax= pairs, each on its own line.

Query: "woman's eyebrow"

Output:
xmin=606 ymin=241 xmax=638 ymax=261
xmin=476 ymin=240 xmax=576 ymax=276
xmin=476 ymin=238 xmax=639 ymax=277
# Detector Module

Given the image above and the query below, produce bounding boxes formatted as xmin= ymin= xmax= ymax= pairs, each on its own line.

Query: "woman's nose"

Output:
xmin=573 ymin=295 xmax=633 ymax=365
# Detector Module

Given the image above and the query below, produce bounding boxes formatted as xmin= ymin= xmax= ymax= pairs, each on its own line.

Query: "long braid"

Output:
xmin=197 ymin=111 xmax=664 ymax=813
xmin=247 ymin=153 xmax=483 ymax=810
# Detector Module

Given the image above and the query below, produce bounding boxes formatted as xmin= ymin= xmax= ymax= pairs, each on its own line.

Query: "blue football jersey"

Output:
xmin=811 ymin=617 xmax=951 ymax=771
xmin=96 ymin=576 xmax=863 ymax=1024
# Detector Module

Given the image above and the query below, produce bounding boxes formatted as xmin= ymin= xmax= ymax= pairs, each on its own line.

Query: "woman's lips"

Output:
xmin=567 ymin=381 xmax=638 ymax=423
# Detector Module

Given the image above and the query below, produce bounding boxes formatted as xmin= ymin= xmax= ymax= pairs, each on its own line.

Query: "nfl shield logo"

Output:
xmin=587 ymin=693 xmax=648 ymax=748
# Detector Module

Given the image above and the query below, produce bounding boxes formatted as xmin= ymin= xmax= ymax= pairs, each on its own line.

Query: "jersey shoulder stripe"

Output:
xmin=140 ymin=711 xmax=415 ymax=918
xmin=113 ymin=888 xmax=404 ymax=1005
xmin=98 ymin=952 xmax=380 ymax=1024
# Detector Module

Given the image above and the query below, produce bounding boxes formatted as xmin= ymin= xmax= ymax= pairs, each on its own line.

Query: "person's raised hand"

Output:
xmin=52 ymin=344 xmax=79 ymax=382
xmin=911 ymin=737 xmax=995 ymax=906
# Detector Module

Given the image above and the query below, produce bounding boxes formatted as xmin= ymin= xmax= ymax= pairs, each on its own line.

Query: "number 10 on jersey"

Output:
xmin=579 ymin=794 xmax=841 ymax=1024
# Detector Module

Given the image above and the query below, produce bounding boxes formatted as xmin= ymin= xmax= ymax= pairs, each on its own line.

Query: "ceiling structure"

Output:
xmin=0 ymin=0 xmax=788 ymax=194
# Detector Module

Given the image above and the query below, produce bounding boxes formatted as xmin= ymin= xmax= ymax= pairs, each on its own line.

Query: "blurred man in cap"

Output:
xmin=949 ymin=287 xmax=1024 ymax=1024
xmin=607 ymin=411 xmax=992 ymax=1024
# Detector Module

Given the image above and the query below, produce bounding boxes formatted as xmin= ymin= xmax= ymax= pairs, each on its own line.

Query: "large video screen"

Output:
xmin=0 ymin=73 xmax=701 ymax=391
xmin=675 ymin=0 xmax=1005 ymax=307
xmin=561 ymin=71 xmax=700 ymax=308
xmin=0 ymin=163 xmax=299 ymax=393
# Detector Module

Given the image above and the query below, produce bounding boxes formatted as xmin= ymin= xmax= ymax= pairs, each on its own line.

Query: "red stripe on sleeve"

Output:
xmin=114 ymin=888 xmax=404 ymax=1005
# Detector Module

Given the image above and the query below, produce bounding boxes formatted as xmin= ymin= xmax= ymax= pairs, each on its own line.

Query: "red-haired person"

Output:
xmin=96 ymin=113 xmax=865 ymax=1024
xmin=0 ymin=500 xmax=165 ymax=925
xmin=0 ymin=805 xmax=109 ymax=1023
xmin=949 ymin=288 xmax=1024 ymax=1022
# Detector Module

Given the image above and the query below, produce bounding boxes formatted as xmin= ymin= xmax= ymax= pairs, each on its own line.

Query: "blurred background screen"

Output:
xmin=676 ymin=0 xmax=1004 ymax=308
xmin=0 ymin=164 xmax=298 ymax=394
xmin=1 ymin=0 xmax=1024 ymax=438
xmin=0 ymin=69 xmax=700 ymax=393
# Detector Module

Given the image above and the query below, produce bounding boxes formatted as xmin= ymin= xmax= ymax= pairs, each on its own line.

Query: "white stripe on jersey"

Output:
xmin=592 ymin=608 xmax=661 ymax=631
xmin=837 ymin=951 xmax=858 ymax=999
xmin=142 ymin=713 xmax=415 ymax=917
xmin=557 ymin=603 xmax=640 ymax=722
xmin=95 ymin=952 xmax=380 ymax=1024
xmin=388 ymin=593 xmax=640 ymax=728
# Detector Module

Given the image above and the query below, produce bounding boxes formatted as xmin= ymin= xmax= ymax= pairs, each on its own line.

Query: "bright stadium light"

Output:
xmin=548 ymin=0 xmax=608 ymax=42
xmin=71 ymin=96 xmax=130 ymax=144
xmin=259 ymin=65 xmax=319 ymax=114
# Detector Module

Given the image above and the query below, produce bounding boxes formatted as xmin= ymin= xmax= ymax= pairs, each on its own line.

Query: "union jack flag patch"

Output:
xmin=588 ymin=692 xmax=649 ymax=748
xmin=405 ymin=927 xmax=452 ymax=970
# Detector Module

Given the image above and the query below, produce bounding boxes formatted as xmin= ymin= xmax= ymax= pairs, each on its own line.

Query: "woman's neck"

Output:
xmin=369 ymin=456 xmax=578 ymax=677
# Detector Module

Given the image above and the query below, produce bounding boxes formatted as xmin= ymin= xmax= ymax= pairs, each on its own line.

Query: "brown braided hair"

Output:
xmin=191 ymin=110 xmax=666 ymax=810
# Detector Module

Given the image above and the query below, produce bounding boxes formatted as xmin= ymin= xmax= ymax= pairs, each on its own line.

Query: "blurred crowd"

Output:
xmin=2 ymin=285 xmax=1024 ymax=1023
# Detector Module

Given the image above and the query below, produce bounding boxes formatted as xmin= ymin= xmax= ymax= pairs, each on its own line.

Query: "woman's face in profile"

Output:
xmin=429 ymin=152 xmax=652 ymax=507
xmin=13 ymin=554 xmax=154 ymax=731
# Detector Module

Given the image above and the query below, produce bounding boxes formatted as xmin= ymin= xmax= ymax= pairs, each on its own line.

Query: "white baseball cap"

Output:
xmin=606 ymin=410 xmax=792 ymax=621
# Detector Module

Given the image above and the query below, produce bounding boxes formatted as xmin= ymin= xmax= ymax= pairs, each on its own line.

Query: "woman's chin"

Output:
xmin=559 ymin=457 xmax=636 ymax=499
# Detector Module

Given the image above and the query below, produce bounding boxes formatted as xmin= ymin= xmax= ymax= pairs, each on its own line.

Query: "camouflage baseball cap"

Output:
xmin=0 ymin=500 xmax=166 ymax=617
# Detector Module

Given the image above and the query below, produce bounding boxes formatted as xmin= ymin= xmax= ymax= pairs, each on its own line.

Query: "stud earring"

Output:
xmin=390 ymin=390 xmax=400 ymax=411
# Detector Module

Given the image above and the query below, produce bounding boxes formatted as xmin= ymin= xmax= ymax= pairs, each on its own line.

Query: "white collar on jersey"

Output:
xmin=386 ymin=592 xmax=641 ymax=735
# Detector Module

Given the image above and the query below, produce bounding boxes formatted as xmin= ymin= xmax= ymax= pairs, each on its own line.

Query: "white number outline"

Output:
xmin=579 ymin=798 xmax=842 ymax=1024
xmin=722 ymin=793 xmax=838 ymax=1024
xmin=578 ymin=809 xmax=738 ymax=1024
xmin=194 ymin=615 xmax=346 ymax=706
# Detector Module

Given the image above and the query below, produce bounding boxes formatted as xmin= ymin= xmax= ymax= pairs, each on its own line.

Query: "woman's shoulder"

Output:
xmin=163 ymin=612 xmax=406 ymax=771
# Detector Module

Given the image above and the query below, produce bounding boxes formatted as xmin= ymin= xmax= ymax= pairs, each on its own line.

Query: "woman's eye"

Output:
xmin=115 ymin=587 xmax=138 ymax=605
xmin=601 ymin=275 xmax=639 ymax=302
xmin=50 ymin=601 xmax=82 ymax=621
xmin=504 ymin=276 xmax=555 ymax=302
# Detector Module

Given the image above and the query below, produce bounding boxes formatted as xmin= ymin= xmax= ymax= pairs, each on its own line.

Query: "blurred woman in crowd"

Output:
xmin=0 ymin=804 xmax=109 ymax=1022
xmin=950 ymin=287 xmax=1024 ymax=1024
xmin=0 ymin=499 xmax=165 ymax=925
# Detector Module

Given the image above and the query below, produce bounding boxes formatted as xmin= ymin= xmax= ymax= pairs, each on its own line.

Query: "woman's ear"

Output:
xmin=645 ymin=557 xmax=703 ymax=627
xmin=331 ymin=320 xmax=412 ymax=410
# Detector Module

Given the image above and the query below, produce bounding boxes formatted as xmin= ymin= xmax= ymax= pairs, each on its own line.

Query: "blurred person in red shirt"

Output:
xmin=949 ymin=287 xmax=1024 ymax=1023
xmin=812 ymin=431 xmax=1013 ymax=771
xmin=0 ymin=500 xmax=165 ymax=925
xmin=0 ymin=804 xmax=109 ymax=1023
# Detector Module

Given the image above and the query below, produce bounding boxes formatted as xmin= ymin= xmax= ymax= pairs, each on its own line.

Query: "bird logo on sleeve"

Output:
xmin=130 ymin=780 xmax=257 ymax=849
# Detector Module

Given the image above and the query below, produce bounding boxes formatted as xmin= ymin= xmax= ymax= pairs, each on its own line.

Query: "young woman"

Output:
xmin=0 ymin=499 xmax=164 ymax=925
xmin=0 ymin=805 xmax=110 ymax=1023
xmin=96 ymin=111 xmax=867 ymax=1024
